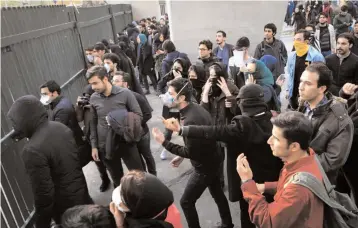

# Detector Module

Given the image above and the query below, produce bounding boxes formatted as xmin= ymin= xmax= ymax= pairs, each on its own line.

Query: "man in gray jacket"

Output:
xmin=333 ymin=5 xmax=353 ymax=37
xmin=254 ymin=23 xmax=288 ymax=81
xmin=298 ymin=62 xmax=354 ymax=185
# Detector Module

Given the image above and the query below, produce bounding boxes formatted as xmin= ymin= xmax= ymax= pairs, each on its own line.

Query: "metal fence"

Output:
xmin=1 ymin=4 xmax=132 ymax=227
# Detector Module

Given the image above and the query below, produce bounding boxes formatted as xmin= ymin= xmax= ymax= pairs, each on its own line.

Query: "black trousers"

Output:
xmin=94 ymin=160 xmax=110 ymax=182
xmin=218 ymin=145 xmax=225 ymax=187
xmin=140 ymin=70 xmax=157 ymax=91
xmin=99 ymin=143 xmax=144 ymax=187
xmin=180 ymin=169 xmax=233 ymax=228
xmin=137 ymin=132 xmax=157 ymax=176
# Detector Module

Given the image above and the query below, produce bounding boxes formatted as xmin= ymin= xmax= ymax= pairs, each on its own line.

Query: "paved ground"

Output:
xmin=83 ymin=24 xmax=294 ymax=228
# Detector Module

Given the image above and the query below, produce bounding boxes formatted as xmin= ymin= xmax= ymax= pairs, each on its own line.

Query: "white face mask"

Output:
xmin=112 ymin=185 xmax=131 ymax=213
xmin=86 ymin=54 xmax=94 ymax=63
xmin=40 ymin=95 xmax=51 ymax=105
xmin=232 ymin=50 xmax=245 ymax=67
xmin=104 ymin=63 xmax=111 ymax=73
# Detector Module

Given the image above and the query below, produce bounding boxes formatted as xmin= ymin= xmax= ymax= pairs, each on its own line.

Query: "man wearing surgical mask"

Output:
xmin=103 ymin=53 xmax=121 ymax=80
xmin=40 ymin=80 xmax=84 ymax=147
xmin=85 ymin=46 xmax=94 ymax=67
xmin=152 ymin=78 xmax=234 ymax=228
xmin=228 ymin=36 xmax=253 ymax=89
xmin=286 ymin=29 xmax=325 ymax=109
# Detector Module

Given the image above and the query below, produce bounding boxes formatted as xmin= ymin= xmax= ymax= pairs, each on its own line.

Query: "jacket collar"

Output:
xmin=305 ymin=46 xmax=321 ymax=61
xmin=99 ymin=85 xmax=123 ymax=97
xmin=179 ymin=103 xmax=192 ymax=116
xmin=283 ymin=148 xmax=315 ymax=171
xmin=49 ymin=95 xmax=63 ymax=109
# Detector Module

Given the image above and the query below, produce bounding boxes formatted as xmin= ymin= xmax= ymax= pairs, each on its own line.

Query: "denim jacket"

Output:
xmin=286 ymin=46 xmax=325 ymax=98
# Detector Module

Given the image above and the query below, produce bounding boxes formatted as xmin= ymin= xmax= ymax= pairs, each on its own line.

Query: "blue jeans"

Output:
xmin=321 ymin=50 xmax=332 ymax=57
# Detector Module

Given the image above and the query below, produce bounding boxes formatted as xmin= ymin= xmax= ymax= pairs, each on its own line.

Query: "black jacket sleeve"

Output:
xmin=181 ymin=117 xmax=250 ymax=143
xmin=135 ymin=93 xmax=153 ymax=125
xmin=89 ymin=106 xmax=98 ymax=149
xmin=54 ymin=108 xmax=70 ymax=126
xmin=162 ymin=121 xmax=205 ymax=160
xmin=23 ymin=148 xmax=54 ymax=228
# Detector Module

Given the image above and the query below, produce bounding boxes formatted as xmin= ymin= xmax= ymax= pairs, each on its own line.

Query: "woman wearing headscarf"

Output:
xmin=137 ymin=34 xmax=157 ymax=94
xmin=188 ymin=64 xmax=207 ymax=103
xmin=245 ymin=59 xmax=280 ymax=111
xmin=153 ymin=27 xmax=171 ymax=81
xmin=117 ymin=35 xmax=137 ymax=66
xmin=111 ymin=170 xmax=182 ymax=228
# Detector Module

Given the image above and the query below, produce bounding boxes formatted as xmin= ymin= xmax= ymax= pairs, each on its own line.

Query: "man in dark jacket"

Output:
xmin=161 ymin=40 xmax=190 ymax=77
xmin=325 ymin=33 xmax=358 ymax=96
xmin=339 ymin=82 xmax=358 ymax=205
xmin=213 ymin=30 xmax=234 ymax=69
xmin=163 ymin=84 xmax=283 ymax=228
xmin=152 ymin=78 xmax=233 ymax=228
xmin=112 ymin=71 xmax=157 ymax=175
xmin=87 ymin=66 xmax=144 ymax=187
xmin=40 ymin=80 xmax=85 ymax=147
xmin=75 ymin=85 xmax=110 ymax=192
xmin=196 ymin=39 xmax=222 ymax=78
xmin=7 ymin=95 xmax=92 ymax=227
xmin=254 ymin=23 xmax=288 ymax=81
xmin=352 ymin=21 xmax=358 ymax=56
xmin=298 ymin=62 xmax=354 ymax=185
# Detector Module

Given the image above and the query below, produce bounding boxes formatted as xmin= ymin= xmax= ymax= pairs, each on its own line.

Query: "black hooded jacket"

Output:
xmin=189 ymin=64 xmax=207 ymax=103
xmin=180 ymin=97 xmax=282 ymax=201
xmin=7 ymin=95 xmax=91 ymax=227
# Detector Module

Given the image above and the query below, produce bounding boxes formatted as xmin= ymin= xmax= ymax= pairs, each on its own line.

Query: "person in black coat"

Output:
xmin=137 ymin=34 xmax=157 ymax=94
xmin=152 ymin=78 xmax=233 ymax=228
xmin=7 ymin=95 xmax=92 ymax=228
xmin=40 ymin=80 xmax=85 ymax=147
xmin=110 ymin=45 xmax=145 ymax=97
xmin=161 ymin=40 xmax=190 ymax=77
xmin=188 ymin=64 xmax=207 ymax=103
xmin=163 ymin=84 xmax=283 ymax=228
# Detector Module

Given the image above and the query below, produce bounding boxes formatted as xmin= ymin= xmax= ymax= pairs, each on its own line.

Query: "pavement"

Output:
xmin=83 ymin=24 xmax=294 ymax=228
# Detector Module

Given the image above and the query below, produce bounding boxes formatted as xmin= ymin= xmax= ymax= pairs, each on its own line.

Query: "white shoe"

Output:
xmin=160 ymin=149 xmax=167 ymax=160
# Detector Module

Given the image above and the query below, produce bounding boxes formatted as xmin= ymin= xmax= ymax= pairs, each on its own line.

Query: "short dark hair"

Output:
xmin=341 ymin=5 xmax=348 ymax=12
xmin=140 ymin=18 xmax=146 ymax=23
xmin=319 ymin=12 xmax=328 ymax=18
xmin=101 ymin=39 xmax=109 ymax=47
xmin=168 ymin=77 xmax=193 ymax=102
xmin=103 ymin=53 xmax=121 ymax=67
xmin=295 ymin=29 xmax=311 ymax=41
xmin=94 ymin=43 xmax=106 ymax=51
xmin=115 ymin=71 xmax=132 ymax=88
xmin=40 ymin=80 xmax=61 ymax=94
xmin=271 ymin=111 xmax=313 ymax=150
xmin=162 ymin=40 xmax=176 ymax=53
xmin=355 ymin=21 xmax=358 ymax=25
xmin=264 ymin=23 xmax=277 ymax=34
xmin=216 ymin=30 xmax=226 ymax=37
xmin=86 ymin=66 xmax=108 ymax=81
xmin=149 ymin=24 xmax=157 ymax=30
xmin=306 ymin=24 xmax=316 ymax=32
xmin=305 ymin=62 xmax=333 ymax=92
xmin=85 ymin=46 xmax=94 ymax=51
xmin=337 ymin=32 xmax=355 ymax=45
xmin=199 ymin=39 xmax=213 ymax=50
xmin=61 ymin=205 xmax=116 ymax=228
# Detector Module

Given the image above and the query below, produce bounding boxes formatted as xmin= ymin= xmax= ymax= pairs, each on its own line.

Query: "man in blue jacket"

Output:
xmin=286 ymin=29 xmax=325 ymax=109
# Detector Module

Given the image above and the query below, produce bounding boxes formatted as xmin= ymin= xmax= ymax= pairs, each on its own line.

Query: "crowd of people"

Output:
xmin=6 ymin=1 xmax=358 ymax=227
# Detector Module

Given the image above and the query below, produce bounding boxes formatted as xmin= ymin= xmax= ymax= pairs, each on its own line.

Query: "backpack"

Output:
xmin=288 ymin=155 xmax=358 ymax=228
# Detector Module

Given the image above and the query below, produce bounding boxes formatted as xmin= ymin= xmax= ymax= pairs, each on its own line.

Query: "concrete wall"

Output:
xmin=121 ymin=0 xmax=161 ymax=21
xmin=167 ymin=0 xmax=288 ymax=62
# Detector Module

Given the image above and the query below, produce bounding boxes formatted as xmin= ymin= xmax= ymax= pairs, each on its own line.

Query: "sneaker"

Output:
xmin=160 ymin=149 xmax=167 ymax=160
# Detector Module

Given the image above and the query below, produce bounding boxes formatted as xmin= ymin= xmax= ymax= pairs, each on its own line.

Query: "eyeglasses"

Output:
xmin=198 ymin=48 xmax=208 ymax=51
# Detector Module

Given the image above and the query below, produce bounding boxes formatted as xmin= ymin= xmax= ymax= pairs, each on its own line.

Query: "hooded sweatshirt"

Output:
xmin=7 ymin=95 xmax=91 ymax=227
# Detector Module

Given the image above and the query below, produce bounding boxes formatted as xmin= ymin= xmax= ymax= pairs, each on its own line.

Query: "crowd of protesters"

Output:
xmin=6 ymin=2 xmax=358 ymax=227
